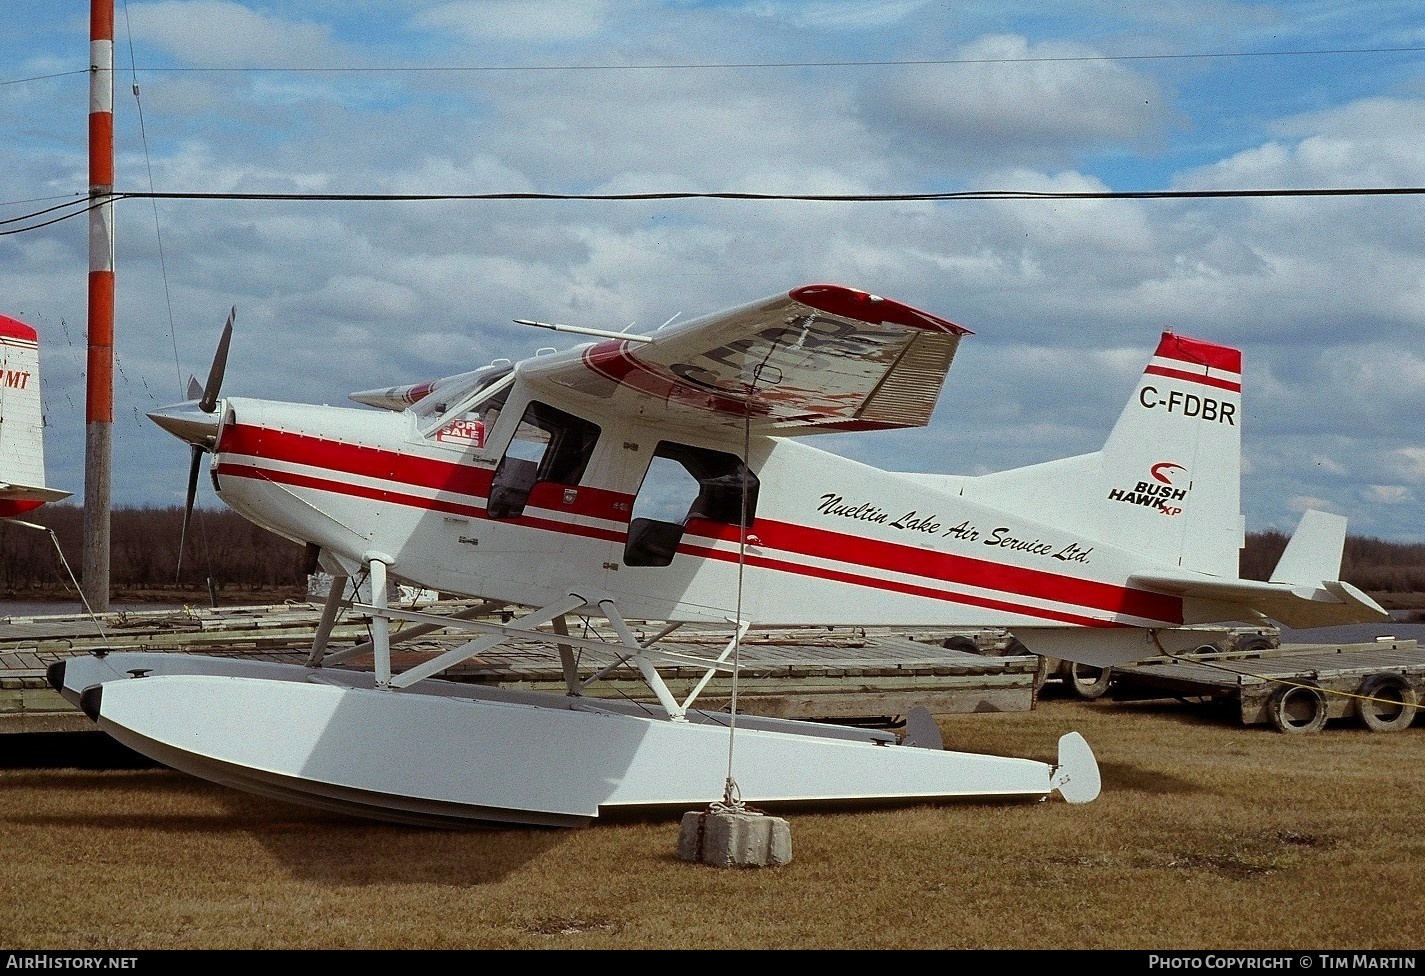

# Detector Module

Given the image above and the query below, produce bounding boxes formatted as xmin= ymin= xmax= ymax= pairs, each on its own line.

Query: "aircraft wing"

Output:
xmin=518 ymin=284 xmax=971 ymax=435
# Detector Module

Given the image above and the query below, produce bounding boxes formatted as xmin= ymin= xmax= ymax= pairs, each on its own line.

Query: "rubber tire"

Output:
xmin=1355 ymin=672 xmax=1419 ymax=733
xmin=1236 ymin=634 xmax=1275 ymax=653
xmin=1031 ymin=654 xmax=1053 ymax=694
xmin=1066 ymin=660 xmax=1113 ymax=700
xmin=1267 ymin=681 xmax=1328 ymax=734
xmin=941 ymin=635 xmax=980 ymax=654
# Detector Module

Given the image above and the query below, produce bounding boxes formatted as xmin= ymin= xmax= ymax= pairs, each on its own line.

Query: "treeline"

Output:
xmin=1238 ymin=529 xmax=1425 ymax=593
xmin=1 ymin=503 xmax=1423 ymax=597
xmin=0 ymin=504 xmax=308 ymax=595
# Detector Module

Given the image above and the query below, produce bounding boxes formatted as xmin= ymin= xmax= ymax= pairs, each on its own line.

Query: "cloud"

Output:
xmin=1364 ymin=484 xmax=1415 ymax=505
xmin=1310 ymin=455 xmax=1349 ymax=477
xmin=1389 ymin=447 xmax=1425 ymax=481
xmin=861 ymin=34 xmax=1172 ymax=168
xmin=412 ymin=1 xmax=615 ymax=44
xmin=1286 ymin=495 xmax=1337 ymax=517
xmin=5 ymin=3 xmax=1423 ymax=547
xmin=126 ymin=1 xmax=355 ymax=68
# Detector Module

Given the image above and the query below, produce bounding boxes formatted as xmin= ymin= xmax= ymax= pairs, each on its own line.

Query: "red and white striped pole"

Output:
xmin=82 ymin=0 xmax=114 ymax=612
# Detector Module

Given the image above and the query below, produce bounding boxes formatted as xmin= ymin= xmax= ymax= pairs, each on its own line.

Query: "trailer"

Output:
xmin=932 ymin=626 xmax=1282 ymax=701
xmin=1094 ymin=637 xmax=1424 ymax=733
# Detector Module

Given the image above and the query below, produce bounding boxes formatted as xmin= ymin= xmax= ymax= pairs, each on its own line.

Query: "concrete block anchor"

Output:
xmin=677 ymin=808 xmax=792 ymax=868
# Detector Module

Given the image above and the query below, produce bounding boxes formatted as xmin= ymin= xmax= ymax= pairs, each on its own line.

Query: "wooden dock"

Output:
xmin=0 ymin=600 xmax=1043 ymax=734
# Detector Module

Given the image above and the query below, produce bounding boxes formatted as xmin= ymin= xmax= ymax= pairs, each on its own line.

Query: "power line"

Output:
xmin=116 ymin=186 xmax=1425 ymax=202
xmin=4 ymin=44 xmax=1425 ymax=87
xmin=33 ymin=45 xmax=1425 ymax=75
xmin=0 ymin=69 xmax=89 ymax=86
xmin=3 ymin=185 xmax=1424 ymax=236
xmin=0 ymin=197 xmax=90 ymax=225
xmin=0 ymin=197 xmax=96 ymax=234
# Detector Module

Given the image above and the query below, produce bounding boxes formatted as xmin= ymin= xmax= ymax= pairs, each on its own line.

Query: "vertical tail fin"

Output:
xmin=0 ymin=314 xmax=70 ymax=519
xmin=1094 ymin=331 xmax=1243 ymax=575
xmin=957 ymin=331 xmax=1244 ymax=576
xmin=1269 ymin=509 xmax=1346 ymax=585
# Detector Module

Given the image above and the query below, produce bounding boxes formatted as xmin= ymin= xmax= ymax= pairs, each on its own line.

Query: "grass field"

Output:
xmin=3 ymin=688 xmax=1422 ymax=951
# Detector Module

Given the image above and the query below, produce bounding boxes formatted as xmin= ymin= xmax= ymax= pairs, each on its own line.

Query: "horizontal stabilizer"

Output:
xmin=0 ymin=483 xmax=71 ymax=504
xmin=1129 ymin=508 xmax=1387 ymax=629
xmin=1127 ymin=569 xmax=1389 ymax=629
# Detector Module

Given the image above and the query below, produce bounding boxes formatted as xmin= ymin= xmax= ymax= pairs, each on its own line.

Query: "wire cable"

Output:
xmin=3 ymin=184 xmax=1423 ymax=238
xmin=36 ymin=44 xmax=1425 ymax=75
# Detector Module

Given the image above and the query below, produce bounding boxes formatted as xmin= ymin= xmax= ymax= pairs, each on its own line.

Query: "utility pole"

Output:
xmin=83 ymin=0 xmax=114 ymax=613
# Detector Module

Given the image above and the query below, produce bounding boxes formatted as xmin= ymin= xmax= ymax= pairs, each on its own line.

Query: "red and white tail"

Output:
xmin=0 ymin=314 xmax=69 ymax=519
xmin=1093 ymin=332 xmax=1243 ymax=574
xmin=959 ymin=331 xmax=1244 ymax=576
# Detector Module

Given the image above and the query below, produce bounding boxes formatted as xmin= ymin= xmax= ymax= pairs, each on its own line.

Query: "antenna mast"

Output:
xmin=82 ymin=0 xmax=114 ymax=612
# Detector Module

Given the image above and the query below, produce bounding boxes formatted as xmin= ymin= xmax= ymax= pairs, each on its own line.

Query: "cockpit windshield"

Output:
xmin=414 ymin=362 xmax=516 ymax=444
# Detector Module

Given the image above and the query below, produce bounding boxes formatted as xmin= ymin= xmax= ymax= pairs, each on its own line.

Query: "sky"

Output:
xmin=2 ymin=1 xmax=1423 ymax=545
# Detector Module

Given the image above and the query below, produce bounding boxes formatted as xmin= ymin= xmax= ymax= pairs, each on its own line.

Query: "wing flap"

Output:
xmin=519 ymin=284 xmax=970 ymax=435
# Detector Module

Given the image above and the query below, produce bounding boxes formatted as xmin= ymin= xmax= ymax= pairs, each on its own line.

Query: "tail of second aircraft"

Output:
xmin=959 ymin=330 xmax=1244 ymax=576
xmin=0 ymin=314 xmax=69 ymax=519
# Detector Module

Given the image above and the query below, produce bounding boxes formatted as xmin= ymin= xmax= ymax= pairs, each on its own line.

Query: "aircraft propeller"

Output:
xmin=148 ymin=307 xmax=234 ymax=580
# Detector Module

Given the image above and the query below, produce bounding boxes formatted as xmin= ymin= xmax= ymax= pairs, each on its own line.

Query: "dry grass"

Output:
xmin=3 ymin=693 xmax=1423 ymax=950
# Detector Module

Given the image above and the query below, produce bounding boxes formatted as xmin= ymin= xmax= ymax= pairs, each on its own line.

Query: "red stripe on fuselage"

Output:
xmin=683 ymin=519 xmax=1182 ymax=623
xmin=218 ymin=423 xmax=631 ymax=524
xmin=675 ymin=537 xmax=1120 ymax=626
xmin=216 ymin=461 xmax=488 ymax=519
xmin=219 ymin=423 xmax=493 ymax=498
xmin=219 ymin=422 xmax=1184 ymax=626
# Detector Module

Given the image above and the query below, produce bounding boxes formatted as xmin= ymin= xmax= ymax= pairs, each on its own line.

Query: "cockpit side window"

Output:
xmin=624 ymin=442 xmax=759 ymax=567
xmin=486 ymin=401 xmax=601 ymax=519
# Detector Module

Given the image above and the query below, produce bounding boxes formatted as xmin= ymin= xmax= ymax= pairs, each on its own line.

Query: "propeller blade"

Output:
xmin=176 ymin=443 xmax=203 ymax=580
xmin=199 ymin=306 xmax=235 ymax=414
xmin=185 ymin=373 xmax=202 ymax=402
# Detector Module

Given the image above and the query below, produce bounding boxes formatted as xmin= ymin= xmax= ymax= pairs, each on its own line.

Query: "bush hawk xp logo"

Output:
xmin=1108 ymin=461 xmax=1188 ymax=516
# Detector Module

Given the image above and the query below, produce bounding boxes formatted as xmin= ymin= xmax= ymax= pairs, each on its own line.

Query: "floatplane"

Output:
xmin=0 ymin=313 xmax=70 ymax=519
xmin=49 ymin=284 xmax=1387 ymax=828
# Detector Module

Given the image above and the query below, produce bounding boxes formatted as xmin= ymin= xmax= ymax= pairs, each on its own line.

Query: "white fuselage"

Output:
xmin=210 ymin=383 xmax=1186 ymax=631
